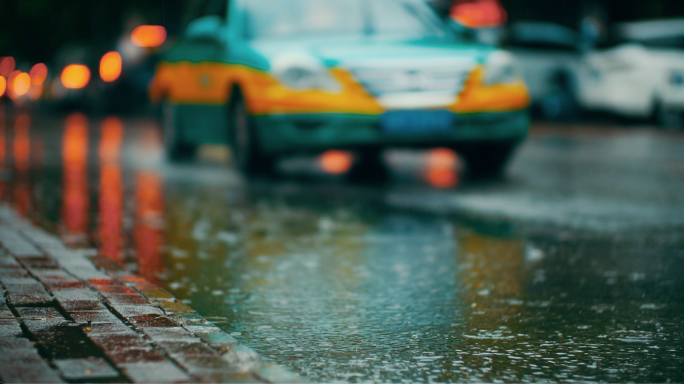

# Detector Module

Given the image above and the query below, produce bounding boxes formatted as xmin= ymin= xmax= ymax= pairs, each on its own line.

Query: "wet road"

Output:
xmin=1 ymin=110 xmax=683 ymax=382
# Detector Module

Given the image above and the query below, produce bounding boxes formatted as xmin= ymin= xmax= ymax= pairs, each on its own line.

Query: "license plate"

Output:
xmin=379 ymin=110 xmax=455 ymax=135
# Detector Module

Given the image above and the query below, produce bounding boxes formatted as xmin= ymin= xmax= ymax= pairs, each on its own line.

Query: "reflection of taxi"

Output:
xmin=150 ymin=0 xmax=530 ymax=177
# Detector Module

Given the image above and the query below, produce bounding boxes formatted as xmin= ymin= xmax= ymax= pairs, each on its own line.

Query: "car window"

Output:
xmin=507 ymin=23 xmax=579 ymax=52
xmin=241 ymin=0 xmax=450 ymax=40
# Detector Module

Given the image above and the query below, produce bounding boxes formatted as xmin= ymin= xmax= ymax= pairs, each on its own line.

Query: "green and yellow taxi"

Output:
xmin=150 ymin=0 xmax=530 ymax=176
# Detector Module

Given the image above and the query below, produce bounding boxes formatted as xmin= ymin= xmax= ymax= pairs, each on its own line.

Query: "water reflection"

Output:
xmin=61 ymin=114 xmax=89 ymax=246
xmin=99 ymin=117 xmax=124 ymax=262
xmin=13 ymin=114 xmax=31 ymax=215
xmin=134 ymin=124 xmax=166 ymax=283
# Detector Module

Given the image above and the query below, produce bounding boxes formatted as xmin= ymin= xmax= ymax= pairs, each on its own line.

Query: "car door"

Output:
xmin=174 ymin=0 xmax=233 ymax=144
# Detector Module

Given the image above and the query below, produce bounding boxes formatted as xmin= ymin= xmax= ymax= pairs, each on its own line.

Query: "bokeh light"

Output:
xmin=320 ymin=150 xmax=354 ymax=175
xmin=0 ymin=57 xmax=15 ymax=77
xmin=12 ymin=72 xmax=31 ymax=96
xmin=29 ymin=63 xmax=48 ymax=85
xmin=450 ymin=0 xmax=508 ymax=28
xmin=28 ymin=84 xmax=43 ymax=101
xmin=0 ymin=76 xmax=6 ymax=97
xmin=100 ymin=52 xmax=123 ymax=82
xmin=425 ymin=148 xmax=461 ymax=189
xmin=61 ymin=65 xmax=91 ymax=89
xmin=131 ymin=25 xmax=167 ymax=48
xmin=427 ymin=148 xmax=459 ymax=168
xmin=426 ymin=167 xmax=459 ymax=189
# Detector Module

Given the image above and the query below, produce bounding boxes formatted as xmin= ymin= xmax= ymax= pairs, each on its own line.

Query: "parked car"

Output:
xmin=150 ymin=0 xmax=530 ymax=177
xmin=505 ymin=22 xmax=582 ymax=120
xmin=577 ymin=19 xmax=684 ymax=128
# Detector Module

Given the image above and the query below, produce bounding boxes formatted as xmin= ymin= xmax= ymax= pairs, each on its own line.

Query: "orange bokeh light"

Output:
xmin=100 ymin=117 xmax=124 ymax=163
xmin=425 ymin=148 xmax=460 ymax=189
xmin=100 ymin=52 xmax=122 ymax=82
xmin=12 ymin=73 xmax=31 ymax=96
xmin=131 ymin=25 xmax=167 ymax=48
xmin=28 ymin=84 xmax=43 ymax=101
xmin=427 ymin=148 xmax=458 ymax=168
xmin=0 ymin=57 xmax=15 ymax=77
xmin=0 ymin=77 xmax=6 ymax=97
xmin=426 ymin=167 xmax=459 ymax=188
xmin=320 ymin=150 xmax=354 ymax=175
xmin=29 ymin=63 xmax=48 ymax=85
xmin=450 ymin=0 xmax=508 ymax=28
xmin=61 ymin=65 xmax=91 ymax=89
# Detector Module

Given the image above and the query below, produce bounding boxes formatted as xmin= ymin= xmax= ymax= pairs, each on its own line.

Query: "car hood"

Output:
xmin=250 ymin=38 xmax=494 ymax=69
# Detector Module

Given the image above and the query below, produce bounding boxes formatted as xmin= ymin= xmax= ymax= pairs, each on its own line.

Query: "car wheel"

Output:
xmin=229 ymin=94 xmax=275 ymax=175
xmin=161 ymin=100 xmax=196 ymax=162
xmin=347 ymin=148 xmax=388 ymax=182
xmin=462 ymin=141 xmax=519 ymax=179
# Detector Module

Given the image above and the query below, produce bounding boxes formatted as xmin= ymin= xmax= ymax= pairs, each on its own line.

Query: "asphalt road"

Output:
xmin=1 ymin=111 xmax=683 ymax=382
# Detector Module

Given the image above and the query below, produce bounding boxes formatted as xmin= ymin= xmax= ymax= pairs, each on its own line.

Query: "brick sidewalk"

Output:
xmin=0 ymin=205 xmax=299 ymax=383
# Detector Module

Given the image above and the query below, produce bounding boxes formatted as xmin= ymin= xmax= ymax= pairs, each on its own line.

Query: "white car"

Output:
xmin=506 ymin=22 xmax=582 ymax=120
xmin=577 ymin=19 xmax=684 ymax=128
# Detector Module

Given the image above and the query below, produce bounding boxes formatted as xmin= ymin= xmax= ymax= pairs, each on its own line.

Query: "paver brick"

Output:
xmin=158 ymin=341 xmax=218 ymax=357
xmin=89 ymin=334 xmax=150 ymax=351
xmin=0 ymin=318 xmax=24 ymax=337
xmin=0 ymin=365 xmax=64 ymax=383
xmin=93 ymin=284 xmax=138 ymax=295
xmin=0 ymin=269 xmax=30 ymax=278
xmin=0 ymin=225 xmax=43 ymax=257
xmin=131 ymin=314 xmax=178 ymax=328
xmin=64 ymin=266 xmax=112 ymax=281
xmin=110 ymin=304 xmax=164 ymax=318
xmin=0 ymin=335 xmax=35 ymax=351
xmin=5 ymin=283 xmax=53 ymax=305
xmin=0 ymin=255 xmax=22 ymax=268
xmin=135 ymin=285 xmax=176 ymax=300
xmin=52 ymin=288 xmax=107 ymax=312
xmin=157 ymin=300 xmax=196 ymax=314
xmin=54 ymin=357 xmax=119 ymax=380
xmin=86 ymin=321 xmax=138 ymax=336
xmin=107 ymin=347 xmax=167 ymax=365
xmin=17 ymin=256 xmax=60 ymax=269
xmin=143 ymin=327 xmax=202 ymax=343
xmin=70 ymin=310 xmax=121 ymax=324
xmin=105 ymin=293 xmax=150 ymax=305
xmin=121 ymin=361 xmax=191 ymax=383
xmin=174 ymin=355 xmax=238 ymax=373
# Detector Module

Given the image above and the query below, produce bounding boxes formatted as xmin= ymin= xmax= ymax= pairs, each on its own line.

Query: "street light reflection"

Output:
xmin=99 ymin=118 xmax=124 ymax=262
xmin=0 ymin=77 xmax=6 ymax=98
xmin=136 ymin=171 xmax=165 ymax=283
xmin=61 ymin=114 xmax=89 ymax=246
xmin=13 ymin=115 xmax=31 ymax=215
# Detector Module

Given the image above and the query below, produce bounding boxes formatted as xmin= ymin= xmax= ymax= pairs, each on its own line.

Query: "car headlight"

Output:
xmin=483 ymin=51 xmax=521 ymax=85
xmin=271 ymin=54 xmax=341 ymax=92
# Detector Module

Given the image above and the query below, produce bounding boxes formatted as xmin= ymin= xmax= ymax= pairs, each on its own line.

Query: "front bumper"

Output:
xmin=254 ymin=110 xmax=529 ymax=154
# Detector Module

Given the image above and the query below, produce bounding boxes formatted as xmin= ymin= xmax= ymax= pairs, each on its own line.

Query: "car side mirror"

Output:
xmin=186 ymin=16 xmax=226 ymax=46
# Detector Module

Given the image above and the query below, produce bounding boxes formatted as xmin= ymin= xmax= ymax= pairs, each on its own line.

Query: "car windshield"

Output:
xmin=242 ymin=0 xmax=451 ymax=40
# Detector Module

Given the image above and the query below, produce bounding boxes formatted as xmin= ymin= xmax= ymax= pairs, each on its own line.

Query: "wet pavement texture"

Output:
xmin=1 ymin=111 xmax=683 ymax=382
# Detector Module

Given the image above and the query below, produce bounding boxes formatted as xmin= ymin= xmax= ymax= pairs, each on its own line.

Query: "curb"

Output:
xmin=0 ymin=205 xmax=300 ymax=383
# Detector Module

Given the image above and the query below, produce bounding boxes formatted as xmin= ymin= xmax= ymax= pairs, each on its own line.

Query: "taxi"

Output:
xmin=149 ymin=0 xmax=530 ymax=177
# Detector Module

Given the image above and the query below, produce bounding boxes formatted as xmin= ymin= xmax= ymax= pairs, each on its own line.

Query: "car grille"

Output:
xmin=347 ymin=61 xmax=473 ymax=97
